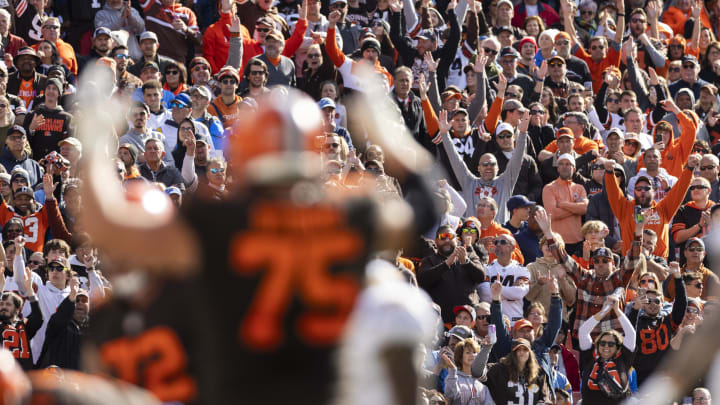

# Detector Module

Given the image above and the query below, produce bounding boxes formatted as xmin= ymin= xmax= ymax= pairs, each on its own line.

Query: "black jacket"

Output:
xmin=7 ymin=70 xmax=47 ymax=111
xmin=586 ymin=187 xmax=623 ymax=250
xmin=23 ymin=104 xmax=74 ymax=159
xmin=1 ymin=300 xmax=43 ymax=370
xmin=392 ymin=90 xmax=429 ymax=149
xmin=417 ymin=251 xmax=485 ymax=323
xmin=37 ymin=296 xmax=85 ymax=370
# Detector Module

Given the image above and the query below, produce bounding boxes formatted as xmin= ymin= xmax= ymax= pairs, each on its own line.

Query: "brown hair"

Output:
xmin=454 ymin=338 xmax=481 ymax=368
xmin=44 ymin=239 xmax=71 ymax=258
xmin=500 ymin=344 xmax=541 ymax=382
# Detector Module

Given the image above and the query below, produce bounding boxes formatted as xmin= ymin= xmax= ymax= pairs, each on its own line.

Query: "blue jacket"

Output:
xmin=515 ymin=227 xmax=542 ymax=265
xmin=0 ymin=146 xmax=43 ymax=188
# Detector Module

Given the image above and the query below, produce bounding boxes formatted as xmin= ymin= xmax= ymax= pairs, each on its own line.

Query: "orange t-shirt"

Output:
xmin=17 ymin=78 xmax=37 ymax=110
xmin=0 ymin=201 xmax=50 ymax=252
xmin=481 ymin=222 xmax=525 ymax=265
xmin=209 ymin=95 xmax=242 ymax=129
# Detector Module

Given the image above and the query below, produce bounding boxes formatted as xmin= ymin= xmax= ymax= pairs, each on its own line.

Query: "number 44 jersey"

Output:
xmin=88 ymin=191 xmax=379 ymax=405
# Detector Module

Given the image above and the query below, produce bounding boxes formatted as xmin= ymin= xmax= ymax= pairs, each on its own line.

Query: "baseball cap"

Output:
xmin=93 ymin=27 xmax=112 ymax=39
xmin=557 ymin=153 xmax=575 ymax=166
xmin=556 ymin=127 xmax=574 ymax=140
xmin=10 ymin=168 xmax=29 ymax=185
xmin=453 ymin=305 xmax=477 ymax=321
xmin=0 ymin=173 xmax=9 ymax=184
xmin=497 ymin=0 xmax=513 ymax=8
xmin=511 ymin=338 xmax=532 ymax=351
xmin=606 ymin=127 xmax=624 ymax=140
xmin=442 ymin=90 xmax=462 ymax=102
xmin=416 ymin=29 xmax=437 ymax=42
xmin=58 ymin=137 xmax=82 ymax=151
xmin=256 ymin=16 xmax=275 ymax=28
xmin=591 ymin=247 xmax=613 ymax=259
xmin=165 ymin=186 xmax=182 ymax=197
xmin=265 ymin=30 xmax=284 ymax=42
xmin=507 ymin=195 xmax=535 ymax=212
xmin=449 ymin=108 xmax=469 ymax=119
xmin=330 ymin=0 xmax=347 ymax=4
xmin=13 ymin=186 xmax=33 ymax=199
xmin=624 ymin=132 xmax=641 ymax=143
xmin=139 ymin=31 xmax=158 ymax=43
xmin=141 ymin=61 xmax=159 ymax=72
xmin=635 ymin=175 xmax=654 ymax=187
xmin=682 ymin=55 xmax=699 ymax=66
xmin=447 ymin=325 xmax=474 ymax=340
xmin=547 ymin=55 xmax=565 ymax=64
xmin=190 ymin=85 xmax=212 ymax=100
xmin=502 ymin=99 xmax=526 ymax=112
xmin=318 ymin=97 xmax=336 ymax=110
xmin=189 ymin=56 xmax=211 ymax=70
xmin=499 ymin=46 xmax=519 ymax=58
xmin=171 ymin=93 xmax=191 ymax=108
xmin=512 ymin=319 xmax=533 ymax=335
xmin=47 ymin=257 xmax=68 ymax=268
xmin=8 ymin=125 xmax=26 ymax=137
xmin=685 ymin=237 xmax=705 ymax=250
xmin=76 ymin=289 xmax=90 ymax=298
xmin=495 ymin=122 xmax=514 ymax=136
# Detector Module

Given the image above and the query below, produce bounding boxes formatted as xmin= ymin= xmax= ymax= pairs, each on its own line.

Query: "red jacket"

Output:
xmin=241 ymin=19 xmax=308 ymax=72
xmin=511 ymin=2 xmax=560 ymax=28
xmin=5 ymin=34 xmax=27 ymax=57
xmin=202 ymin=11 xmax=251 ymax=74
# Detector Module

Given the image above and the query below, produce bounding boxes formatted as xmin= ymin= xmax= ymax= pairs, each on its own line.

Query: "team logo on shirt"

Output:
xmin=473 ymin=185 xmax=498 ymax=198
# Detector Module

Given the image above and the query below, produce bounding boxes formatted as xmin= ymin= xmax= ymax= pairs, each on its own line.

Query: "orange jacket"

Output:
xmin=203 ymin=11 xmax=251 ymax=74
xmin=605 ymin=166 xmax=693 ymax=257
xmin=574 ymin=45 xmax=620 ymax=95
xmin=542 ymin=178 xmax=587 ymax=244
xmin=481 ymin=221 xmax=524 ymax=265
xmin=662 ymin=6 xmax=713 ymax=40
xmin=543 ymin=135 xmax=600 ymax=155
xmin=634 ymin=111 xmax=699 ymax=178
xmin=32 ymin=39 xmax=78 ymax=75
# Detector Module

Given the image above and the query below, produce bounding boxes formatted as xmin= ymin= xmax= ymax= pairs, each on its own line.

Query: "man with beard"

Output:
xmin=542 ymin=154 xmax=588 ymax=255
xmin=628 ymin=262 xmax=686 ymax=387
xmin=110 ymin=46 xmax=143 ymax=92
xmin=628 ymin=148 xmax=678 ymax=203
xmin=604 ymin=154 xmax=697 ymax=258
xmin=37 ymin=277 xmax=88 ymax=370
xmin=417 ymin=225 xmax=485 ymax=324
xmin=211 ymin=67 xmax=245 ymax=128
xmin=78 ymin=27 xmax=113 ymax=75
xmin=0 ymin=266 xmax=42 ymax=370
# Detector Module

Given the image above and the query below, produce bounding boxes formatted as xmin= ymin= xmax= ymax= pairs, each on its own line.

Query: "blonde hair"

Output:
xmin=581 ymin=220 xmax=608 ymax=236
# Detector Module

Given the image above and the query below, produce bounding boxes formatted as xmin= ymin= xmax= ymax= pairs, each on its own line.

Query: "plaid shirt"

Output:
xmin=549 ymin=236 xmax=643 ymax=341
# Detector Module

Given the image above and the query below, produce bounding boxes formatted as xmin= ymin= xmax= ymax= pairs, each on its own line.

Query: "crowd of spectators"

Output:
xmin=0 ymin=0 xmax=719 ymax=403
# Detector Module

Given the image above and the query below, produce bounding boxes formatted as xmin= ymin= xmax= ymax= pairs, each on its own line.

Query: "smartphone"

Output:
xmin=488 ymin=324 xmax=497 ymax=344
xmin=654 ymin=132 xmax=663 ymax=143
xmin=634 ymin=206 xmax=644 ymax=223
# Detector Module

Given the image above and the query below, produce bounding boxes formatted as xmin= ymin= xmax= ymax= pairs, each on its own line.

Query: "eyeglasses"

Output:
xmin=646 ymin=298 xmax=661 ymax=305
xmin=690 ymin=282 xmax=704 ymax=289
xmin=28 ymin=260 xmax=43 ymax=266
xmin=555 ymin=40 xmax=569 ymax=46
xmin=461 ymin=228 xmax=478 ymax=234
xmin=688 ymin=246 xmax=705 ymax=252
xmin=221 ymin=78 xmax=238 ymax=85
xmin=607 ymin=98 xmax=620 ymax=103
xmin=639 ymin=279 xmax=652 ymax=285
xmin=548 ymin=61 xmax=563 ymax=67
xmin=249 ymin=71 xmax=265 ymax=76
xmin=483 ymin=47 xmax=498 ymax=55
xmin=192 ymin=66 xmax=209 ymax=73
xmin=506 ymin=92 xmax=521 ymax=99
xmin=481 ymin=161 xmax=497 ymax=167
xmin=48 ymin=264 xmax=65 ymax=272
xmin=669 ymin=44 xmax=684 ymax=49
xmin=598 ymin=340 xmax=617 ymax=347
xmin=497 ymin=132 xmax=513 ymax=139
xmin=581 ymin=9 xmax=594 ymax=15
xmin=625 ymin=139 xmax=638 ymax=145
xmin=5 ymin=228 xmax=22 ymax=235
xmin=437 ymin=232 xmax=455 ymax=241
xmin=11 ymin=178 xmax=27 ymax=183
xmin=255 ymin=27 xmax=270 ymax=33
xmin=591 ymin=164 xmax=603 ymax=170
xmin=591 ymin=45 xmax=605 ymax=50
xmin=325 ymin=142 xmax=339 ymax=149
xmin=179 ymin=126 xmax=194 ymax=132
xmin=700 ymin=165 xmax=717 ymax=171
xmin=690 ymin=185 xmax=709 ymax=191
xmin=477 ymin=315 xmax=491 ymax=321
xmin=635 ymin=186 xmax=652 ymax=191
xmin=210 ymin=167 xmax=226 ymax=174
xmin=494 ymin=239 xmax=510 ymax=245
xmin=631 ymin=18 xmax=646 ymax=23
xmin=307 ymin=53 xmax=322 ymax=59
xmin=593 ymin=257 xmax=611 ymax=264
xmin=165 ymin=70 xmax=180 ymax=75
xmin=682 ymin=64 xmax=696 ymax=69
xmin=530 ymin=109 xmax=544 ymax=115
xmin=43 ymin=25 xmax=60 ymax=29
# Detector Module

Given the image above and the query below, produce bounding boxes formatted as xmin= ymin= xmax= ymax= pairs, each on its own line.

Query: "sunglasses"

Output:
xmin=548 ymin=61 xmax=563 ymax=67
xmin=477 ymin=315 xmax=491 ymax=321
xmin=591 ymin=164 xmax=603 ymax=170
xmin=593 ymin=257 xmax=611 ymax=264
xmin=683 ymin=64 xmax=696 ymax=69
xmin=169 ymin=102 xmax=187 ymax=108
xmin=635 ymin=186 xmax=652 ymax=191
xmin=591 ymin=45 xmax=605 ymax=50
xmin=690 ymin=185 xmax=709 ymax=191
xmin=497 ymin=132 xmax=513 ymax=139
xmin=639 ymin=279 xmax=653 ymax=285
xmin=29 ymin=260 xmax=44 ymax=266
xmin=210 ymin=167 xmax=225 ymax=174
xmin=255 ymin=27 xmax=270 ymax=33
xmin=646 ymin=298 xmax=661 ymax=305
xmin=505 ymin=92 xmax=519 ymax=98
xmin=607 ymin=98 xmax=620 ymax=103
xmin=193 ymin=65 xmax=209 ymax=71
xmin=669 ymin=67 xmax=681 ymax=72
xmin=700 ymin=165 xmax=717 ymax=171
xmin=481 ymin=161 xmax=497 ymax=167
xmin=581 ymin=9 xmax=594 ymax=14
xmin=483 ymin=47 xmax=498 ymax=55
xmin=688 ymin=246 xmax=705 ymax=252
xmin=221 ymin=78 xmax=238 ymax=84
xmin=690 ymin=282 xmax=704 ymax=289
xmin=687 ymin=307 xmax=701 ymax=314
xmin=669 ymin=44 xmax=683 ymax=49
xmin=437 ymin=232 xmax=455 ymax=241
xmin=114 ymin=54 xmax=130 ymax=59
xmin=461 ymin=228 xmax=478 ymax=234
xmin=307 ymin=53 xmax=321 ymax=59
xmin=625 ymin=139 xmax=638 ymax=145
xmin=530 ymin=109 xmax=544 ymax=115
xmin=48 ymin=264 xmax=65 ymax=272
xmin=325 ymin=142 xmax=339 ymax=149
xmin=165 ymin=70 xmax=180 ymax=75
xmin=569 ymin=89 xmax=582 ymax=95
xmin=598 ymin=340 xmax=617 ymax=348
xmin=249 ymin=71 xmax=265 ymax=76
xmin=494 ymin=239 xmax=510 ymax=245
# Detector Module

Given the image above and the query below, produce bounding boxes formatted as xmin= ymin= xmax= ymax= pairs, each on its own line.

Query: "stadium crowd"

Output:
xmin=0 ymin=0 xmax=719 ymax=403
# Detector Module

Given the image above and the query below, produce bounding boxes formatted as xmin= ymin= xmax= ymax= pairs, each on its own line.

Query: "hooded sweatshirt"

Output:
xmin=634 ymin=111 xmax=699 ymax=179
xmin=440 ymin=129 xmax=528 ymax=224
xmin=626 ymin=167 xmax=678 ymax=203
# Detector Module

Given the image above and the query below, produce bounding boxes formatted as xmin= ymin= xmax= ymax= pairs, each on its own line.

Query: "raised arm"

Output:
xmin=624 ymin=39 xmax=651 ymax=111
xmin=224 ymin=14 xmax=244 ymax=69
xmin=490 ymin=277 xmax=512 ymax=357
xmin=498 ymin=113 xmax=529 ymax=196
xmin=578 ymin=294 xmax=619 ymax=350
xmin=613 ymin=0 xmax=626 ymax=44
xmin=667 ymin=262 xmax=687 ymax=326
xmin=467 ymin=54 xmax=488 ymax=122
xmin=690 ymin=0 xmax=702 ymax=50
xmin=470 ymin=339 xmax=493 ymax=378
xmin=438 ymin=110 xmax=478 ymax=188
xmin=326 ymin=12 xmax=346 ymax=67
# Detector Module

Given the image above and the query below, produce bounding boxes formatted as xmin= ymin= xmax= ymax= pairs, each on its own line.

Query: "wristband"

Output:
xmin=617 ymin=13 xmax=625 ymax=16
xmin=230 ymin=32 xmax=242 ymax=38
xmin=26 ymin=295 xmax=38 ymax=303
